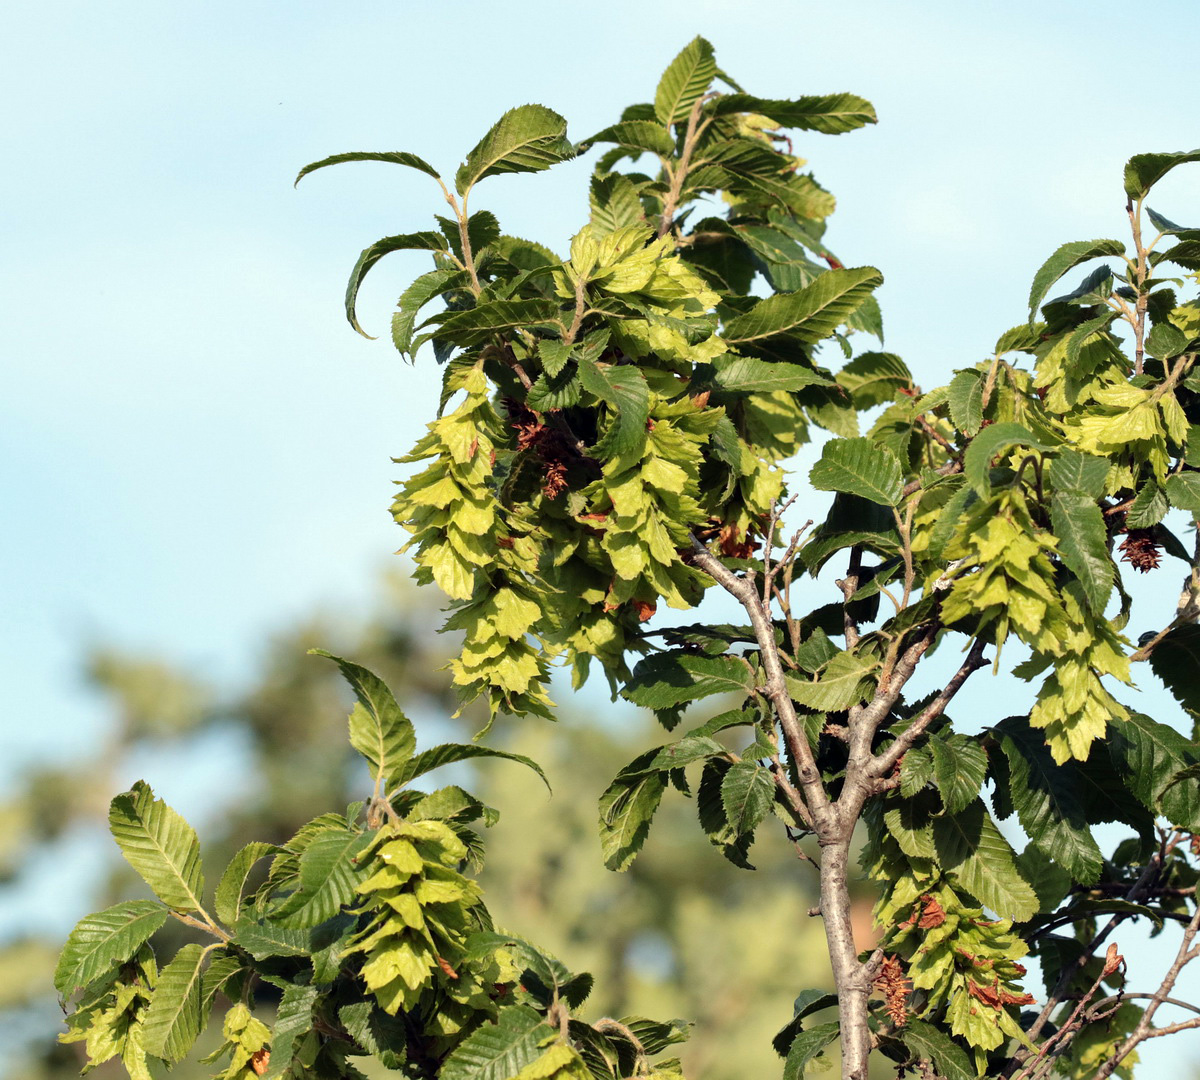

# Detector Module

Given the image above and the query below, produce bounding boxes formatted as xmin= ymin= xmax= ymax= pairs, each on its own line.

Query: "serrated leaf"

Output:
xmin=311 ymin=651 xmax=415 ymax=787
xmin=391 ymin=743 xmax=549 ymax=791
xmin=901 ymin=1019 xmax=973 ymax=1080
xmin=55 ymin=901 xmax=168 ymax=997
xmin=1049 ymin=449 xmax=1109 ymax=499
xmin=392 ymin=268 xmax=471 ymax=358
xmin=455 ymin=105 xmax=572 ymax=195
xmin=440 ymin=1005 xmax=555 ymax=1080
xmin=948 ymin=369 xmax=985 ymax=436
xmin=142 ymin=943 xmax=207 ymax=1063
xmin=782 ymin=1021 xmax=839 ymax=1080
xmin=578 ymin=357 xmax=650 ymax=461
xmin=108 ymin=781 xmax=205 ymax=913
xmin=810 ymin=437 xmax=903 ymax=506
xmin=1149 ymin=625 xmax=1200 ymax=719
xmin=836 ymin=351 xmax=912 ymax=408
xmin=711 ymin=355 xmax=832 ymax=393
xmin=963 ymin=422 xmax=1058 ymax=495
xmin=599 ymin=753 xmax=668 ymax=872
xmin=583 ymin=121 xmax=675 ymax=156
xmin=342 ymin=232 xmax=447 ymax=338
xmin=996 ymin=720 xmax=1103 ymax=884
xmin=1165 ymin=472 xmax=1200 ymax=512
xmin=932 ymin=800 xmax=1038 ymax=920
xmin=428 ymin=298 xmax=561 ymax=346
xmin=650 ymin=735 xmax=727 ymax=770
xmin=929 ymin=735 xmax=987 ymax=815
xmin=654 ymin=37 xmax=717 ymax=126
xmin=1126 ymin=482 xmax=1168 ymax=528
xmin=1124 ymin=149 xmax=1200 ymax=200
xmin=720 ymin=762 xmax=774 ymax=835
xmin=215 ymin=842 xmax=276 ymax=927
xmin=623 ymin=652 xmax=754 ymax=711
xmin=262 ymin=983 xmax=319 ymax=1079
xmin=1110 ymin=713 xmax=1200 ymax=829
xmin=231 ymin=920 xmax=312 ymax=960
xmin=589 ymin=173 xmax=646 ymax=235
xmin=1051 ymin=493 xmax=1113 ymax=613
xmin=1148 ymin=320 xmax=1190 ymax=358
xmin=785 ymin=650 xmax=875 ymax=712
xmin=272 ymin=828 xmax=370 ymax=928
xmin=1027 ymin=239 xmax=1125 ymax=319
xmin=723 ymin=267 xmax=883 ymax=347
xmin=713 ymin=92 xmax=876 ymax=133
xmin=294 ymin=151 xmax=441 ymax=187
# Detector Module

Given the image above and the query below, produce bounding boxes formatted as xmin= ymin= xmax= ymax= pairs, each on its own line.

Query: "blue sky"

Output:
xmin=4 ymin=0 xmax=1200 ymax=1069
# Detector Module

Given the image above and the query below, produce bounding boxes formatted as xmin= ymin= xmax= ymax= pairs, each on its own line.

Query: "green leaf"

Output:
xmin=1051 ymin=493 xmax=1113 ymax=613
xmin=996 ymin=720 xmax=1103 ymax=884
xmin=901 ymin=1019 xmax=974 ymax=1080
xmin=311 ymin=651 xmax=416 ymax=787
xmin=428 ymin=298 xmax=561 ymax=346
xmin=1156 ymin=240 xmax=1200 ymax=272
xmin=1110 ymin=713 xmax=1200 ymax=829
xmin=1027 ymin=239 xmax=1126 ymax=319
xmin=810 ymin=437 xmax=903 ymax=506
xmin=392 ymin=268 xmax=471 ymax=357
xmin=142 ymin=943 xmax=207 ymax=1064
xmin=294 ymin=151 xmax=441 ymax=187
xmin=1147 ymin=320 xmax=1190 ymax=358
xmin=1149 ymin=625 xmax=1200 ymax=719
xmin=215 ymin=842 xmax=276 ymax=927
xmin=1049 ymin=449 xmax=1109 ymax=499
xmin=723 ymin=267 xmax=883 ymax=347
xmin=589 ymin=173 xmax=646 ymax=235
xmin=785 ymin=650 xmax=875 ymax=712
xmin=108 ymin=781 xmax=205 ymax=913
xmin=455 ymin=105 xmax=572 ymax=195
xmin=711 ymin=356 xmax=832 ymax=393
xmin=1165 ymin=472 xmax=1200 ymax=512
xmin=835 ymin=351 xmax=912 ymax=408
xmin=963 ymin=422 xmax=1058 ymax=495
xmin=654 ymin=37 xmax=717 ymax=126
xmin=231 ymin=920 xmax=312 ymax=960
xmin=720 ymin=762 xmax=774 ymax=835
xmin=272 ymin=828 xmax=371 ymax=928
xmin=262 ymin=983 xmax=319 ymax=1078
xmin=392 ymin=743 xmax=549 ymax=791
xmin=782 ymin=1021 xmax=839 ymax=1080
xmin=650 ymin=735 xmax=728 ymax=771
xmin=578 ymin=357 xmax=650 ymax=461
xmin=342 ymin=232 xmax=448 ymax=338
xmin=1124 ymin=149 xmax=1200 ymax=200
xmin=55 ymin=901 xmax=168 ymax=997
xmin=623 ymin=653 xmax=754 ymax=711
xmin=713 ymin=93 xmax=876 ymax=134
xmin=948 ymin=370 xmax=985 ymax=437
xmin=440 ymin=1005 xmax=555 ymax=1080
xmin=1126 ymin=482 xmax=1168 ymax=528
xmin=583 ymin=121 xmax=675 ymax=156
xmin=929 ymin=735 xmax=987 ymax=815
xmin=932 ymin=800 xmax=1038 ymax=920
xmin=599 ymin=751 xmax=669 ymax=871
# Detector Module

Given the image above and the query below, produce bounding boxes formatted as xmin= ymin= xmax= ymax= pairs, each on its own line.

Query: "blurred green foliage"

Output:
xmin=1 ymin=574 xmax=836 ymax=1080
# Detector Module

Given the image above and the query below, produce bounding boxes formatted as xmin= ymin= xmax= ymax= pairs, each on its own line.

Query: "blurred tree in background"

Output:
xmin=0 ymin=573 xmax=839 ymax=1080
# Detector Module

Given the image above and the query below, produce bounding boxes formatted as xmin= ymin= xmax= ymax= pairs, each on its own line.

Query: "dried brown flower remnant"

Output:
xmin=250 ymin=1050 xmax=271 ymax=1076
xmin=1119 ymin=529 xmax=1162 ymax=572
xmin=503 ymin=398 xmax=575 ymax=499
xmin=899 ymin=894 xmax=946 ymax=930
xmin=874 ymin=955 xmax=911 ymax=1026
xmin=633 ymin=599 xmax=657 ymax=622
xmin=966 ymin=978 xmax=1035 ymax=1010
